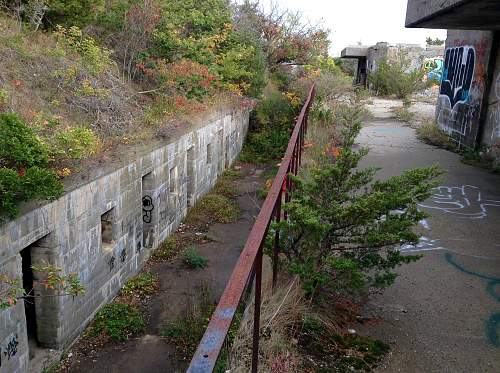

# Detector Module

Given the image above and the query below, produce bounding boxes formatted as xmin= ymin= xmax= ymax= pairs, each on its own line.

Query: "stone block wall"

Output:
xmin=0 ymin=107 xmax=249 ymax=373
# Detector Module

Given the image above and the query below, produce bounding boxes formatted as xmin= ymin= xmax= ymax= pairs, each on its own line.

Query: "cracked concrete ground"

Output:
xmin=358 ymin=98 xmax=500 ymax=373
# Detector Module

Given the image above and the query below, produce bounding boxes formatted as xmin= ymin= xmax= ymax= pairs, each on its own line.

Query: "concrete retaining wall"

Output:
xmin=0 ymin=106 xmax=250 ymax=373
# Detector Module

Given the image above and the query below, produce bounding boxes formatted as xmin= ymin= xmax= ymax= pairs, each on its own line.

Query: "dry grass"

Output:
xmin=416 ymin=120 xmax=456 ymax=150
xmin=228 ymin=274 xmax=306 ymax=373
xmin=0 ymin=13 xmax=144 ymax=139
xmin=393 ymin=106 xmax=415 ymax=123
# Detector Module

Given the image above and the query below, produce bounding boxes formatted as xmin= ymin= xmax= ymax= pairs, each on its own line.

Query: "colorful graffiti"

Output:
xmin=440 ymin=46 xmax=476 ymax=109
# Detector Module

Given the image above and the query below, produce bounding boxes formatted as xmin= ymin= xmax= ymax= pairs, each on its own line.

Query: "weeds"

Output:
xmin=182 ymin=247 xmax=208 ymax=269
xmin=88 ymin=303 xmax=145 ymax=341
xmin=186 ymin=194 xmax=240 ymax=225
xmin=160 ymin=285 xmax=215 ymax=356
xmin=121 ymin=273 xmax=159 ymax=299
xmin=151 ymin=238 xmax=178 ymax=261
xmin=393 ymin=106 xmax=415 ymax=123
xmin=299 ymin=314 xmax=389 ymax=371
xmin=416 ymin=120 xmax=456 ymax=150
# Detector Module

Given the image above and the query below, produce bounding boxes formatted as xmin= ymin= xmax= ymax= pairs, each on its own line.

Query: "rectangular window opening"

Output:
xmin=101 ymin=207 xmax=116 ymax=247
xmin=169 ymin=166 xmax=178 ymax=194
xmin=207 ymin=143 xmax=212 ymax=164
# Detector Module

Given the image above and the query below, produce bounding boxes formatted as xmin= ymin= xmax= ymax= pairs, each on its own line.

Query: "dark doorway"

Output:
xmin=20 ymin=245 xmax=37 ymax=359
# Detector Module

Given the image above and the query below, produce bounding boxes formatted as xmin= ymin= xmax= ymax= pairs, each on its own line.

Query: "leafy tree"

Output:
xmin=233 ymin=0 xmax=329 ymax=70
xmin=278 ymin=105 xmax=442 ymax=298
xmin=426 ymin=37 xmax=445 ymax=46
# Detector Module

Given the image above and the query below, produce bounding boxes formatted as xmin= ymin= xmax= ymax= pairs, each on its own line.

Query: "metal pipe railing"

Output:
xmin=187 ymin=85 xmax=316 ymax=373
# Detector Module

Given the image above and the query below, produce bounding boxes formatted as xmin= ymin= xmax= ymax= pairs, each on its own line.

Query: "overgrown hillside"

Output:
xmin=0 ymin=0 xmax=350 ymax=219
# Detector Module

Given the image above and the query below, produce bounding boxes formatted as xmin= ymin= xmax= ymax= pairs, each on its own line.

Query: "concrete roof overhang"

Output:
xmin=405 ymin=0 xmax=500 ymax=30
xmin=340 ymin=47 xmax=369 ymax=59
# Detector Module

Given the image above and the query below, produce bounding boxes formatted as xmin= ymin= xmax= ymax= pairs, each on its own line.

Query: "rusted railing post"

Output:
xmin=272 ymin=191 xmax=282 ymax=291
xmin=187 ymin=85 xmax=315 ymax=373
xmin=252 ymin=246 xmax=263 ymax=373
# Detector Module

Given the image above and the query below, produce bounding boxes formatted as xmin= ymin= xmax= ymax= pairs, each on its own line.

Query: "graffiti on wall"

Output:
xmin=437 ymin=45 xmax=481 ymax=146
xmin=142 ymin=196 xmax=154 ymax=224
xmin=0 ymin=334 xmax=19 ymax=366
xmin=440 ymin=46 xmax=476 ymax=108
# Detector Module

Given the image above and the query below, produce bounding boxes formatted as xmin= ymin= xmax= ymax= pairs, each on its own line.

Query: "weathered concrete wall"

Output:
xmin=436 ymin=30 xmax=494 ymax=148
xmin=0 ymin=106 xmax=249 ymax=373
xmin=482 ymin=37 xmax=500 ymax=165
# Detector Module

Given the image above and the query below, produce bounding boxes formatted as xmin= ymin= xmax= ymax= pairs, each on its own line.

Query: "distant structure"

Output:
xmin=340 ymin=42 xmax=444 ymax=88
xmin=405 ymin=0 xmax=500 ymax=163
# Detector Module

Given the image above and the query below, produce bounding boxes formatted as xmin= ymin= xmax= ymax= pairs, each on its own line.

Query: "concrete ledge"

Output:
xmin=405 ymin=0 xmax=500 ymax=30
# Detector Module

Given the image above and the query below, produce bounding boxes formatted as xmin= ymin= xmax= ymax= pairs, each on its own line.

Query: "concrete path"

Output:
xmin=63 ymin=163 xmax=266 ymax=373
xmin=358 ymin=98 xmax=500 ymax=373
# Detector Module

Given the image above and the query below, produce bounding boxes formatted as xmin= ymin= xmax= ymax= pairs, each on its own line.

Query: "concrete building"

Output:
xmin=406 ymin=0 xmax=500 ymax=163
xmin=341 ymin=42 xmax=444 ymax=88
xmin=0 ymin=106 xmax=250 ymax=373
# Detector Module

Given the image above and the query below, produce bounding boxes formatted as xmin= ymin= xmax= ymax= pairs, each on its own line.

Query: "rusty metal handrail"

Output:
xmin=187 ymin=85 xmax=316 ymax=373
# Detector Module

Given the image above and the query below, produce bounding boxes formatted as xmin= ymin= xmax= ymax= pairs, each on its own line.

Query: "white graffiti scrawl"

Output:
xmin=418 ymin=185 xmax=500 ymax=219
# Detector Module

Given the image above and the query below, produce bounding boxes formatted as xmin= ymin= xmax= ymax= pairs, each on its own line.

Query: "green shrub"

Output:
xmin=0 ymin=113 xmax=49 ymax=168
xmin=54 ymin=26 xmax=113 ymax=76
xmin=89 ymin=302 xmax=145 ymax=341
xmin=239 ymin=90 xmax=299 ymax=164
xmin=45 ymin=0 xmax=105 ymax=28
xmin=182 ymin=247 xmax=208 ymax=269
xmin=50 ymin=127 xmax=100 ymax=160
xmin=121 ymin=273 xmax=159 ymax=299
xmin=368 ymin=50 xmax=430 ymax=100
xmin=0 ymin=113 xmax=63 ymax=219
xmin=279 ymin=104 xmax=442 ymax=298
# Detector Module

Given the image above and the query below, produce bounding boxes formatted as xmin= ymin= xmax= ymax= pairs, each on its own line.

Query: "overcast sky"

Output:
xmin=259 ymin=0 xmax=447 ymax=56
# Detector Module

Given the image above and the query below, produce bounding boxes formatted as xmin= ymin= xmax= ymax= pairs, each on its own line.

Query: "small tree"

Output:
xmin=278 ymin=105 xmax=442 ymax=298
xmin=368 ymin=48 xmax=430 ymax=100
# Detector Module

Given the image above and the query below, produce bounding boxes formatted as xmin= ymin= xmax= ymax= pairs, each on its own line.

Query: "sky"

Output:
xmin=259 ymin=0 xmax=447 ymax=56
